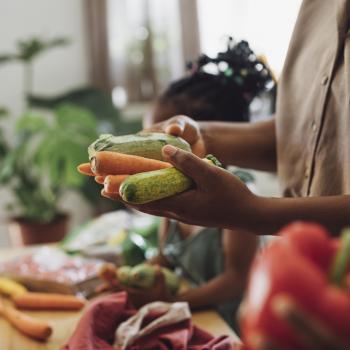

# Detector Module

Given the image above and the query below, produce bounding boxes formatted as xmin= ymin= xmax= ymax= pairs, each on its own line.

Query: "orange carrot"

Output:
xmin=101 ymin=189 xmax=120 ymax=200
xmin=95 ymin=175 xmax=105 ymax=184
xmin=0 ymin=299 xmax=52 ymax=341
xmin=104 ymin=175 xmax=129 ymax=193
xmin=90 ymin=151 xmax=172 ymax=176
xmin=77 ymin=162 xmax=95 ymax=176
xmin=12 ymin=292 xmax=86 ymax=311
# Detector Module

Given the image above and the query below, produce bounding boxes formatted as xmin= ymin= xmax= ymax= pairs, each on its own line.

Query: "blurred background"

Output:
xmin=0 ymin=0 xmax=302 ymax=247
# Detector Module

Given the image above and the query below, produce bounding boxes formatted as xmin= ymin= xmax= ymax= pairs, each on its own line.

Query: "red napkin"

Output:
xmin=62 ymin=292 xmax=234 ymax=350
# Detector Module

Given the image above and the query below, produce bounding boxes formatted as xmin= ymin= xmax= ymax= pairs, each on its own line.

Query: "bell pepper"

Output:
xmin=240 ymin=222 xmax=350 ymax=350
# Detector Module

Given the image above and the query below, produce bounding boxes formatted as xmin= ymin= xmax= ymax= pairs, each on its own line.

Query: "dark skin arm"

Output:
xmin=145 ymin=115 xmax=277 ymax=172
xmin=200 ymin=119 xmax=277 ymax=172
xmin=173 ymin=228 xmax=258 ymax=309
xmin=100 ymin=222 xmax=258 ymax=309
xmin=124 ymin=145 xmax=350 ymax=236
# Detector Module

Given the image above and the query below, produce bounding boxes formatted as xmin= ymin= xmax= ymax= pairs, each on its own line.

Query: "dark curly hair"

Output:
xmin=156 ymin=38 xmax=276 ymax=123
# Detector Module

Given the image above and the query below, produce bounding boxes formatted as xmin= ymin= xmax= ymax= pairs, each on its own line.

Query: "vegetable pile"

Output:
xmin=78 ymin=132 xmax=222 ymax=204
xmin=100 ymin=263 xmax=180 ymax=295
xmin=240 ymin=222 xmax=350 ymax=350
xmin=0 ymin=277 xmax=85 ymax=341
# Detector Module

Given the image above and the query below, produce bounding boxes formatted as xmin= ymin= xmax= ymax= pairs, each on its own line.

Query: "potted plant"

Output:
xmin=0 ymin=36 xmax=143 ymax=245
xmin=0 ymin=104 xmax=98 ymax=245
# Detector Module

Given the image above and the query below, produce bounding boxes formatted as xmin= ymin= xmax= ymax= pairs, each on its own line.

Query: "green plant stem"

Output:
xmin=23 ymin=61 xmax=33 ymax=108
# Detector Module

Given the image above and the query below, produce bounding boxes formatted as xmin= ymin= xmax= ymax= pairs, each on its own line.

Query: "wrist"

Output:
xmin=237 ymin=194 xmax=274 ymax=235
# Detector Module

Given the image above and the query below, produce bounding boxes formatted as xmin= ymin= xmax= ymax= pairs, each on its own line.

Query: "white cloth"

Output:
xmin=114 ymin=301 xmax=191 ymax=350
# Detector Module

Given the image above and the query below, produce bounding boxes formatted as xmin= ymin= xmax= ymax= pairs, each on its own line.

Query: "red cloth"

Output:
xmin=62 ymin=292 xmax=233 ymax=350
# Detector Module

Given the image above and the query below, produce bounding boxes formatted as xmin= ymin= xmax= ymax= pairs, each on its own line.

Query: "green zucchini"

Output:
xmin=116 ymin=266 xmax=132 ymax=285
xmin=119 ymin=155 xmax=221 ymax=204
xmin=88 ymin=133 xmax=191 ymax=161
xmin=123 ymin=263 xmax=180 ymax=294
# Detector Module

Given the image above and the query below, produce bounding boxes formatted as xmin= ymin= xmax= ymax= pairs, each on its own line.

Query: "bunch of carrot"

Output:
xmin=0 ymin=278 xmax=86 ymax=341
xmin=77 ymin=151 xmax=172 ymax=199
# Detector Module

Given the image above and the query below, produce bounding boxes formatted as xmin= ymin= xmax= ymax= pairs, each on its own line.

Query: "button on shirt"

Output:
xmin=276 ymin=0 xmax=350 ymax=197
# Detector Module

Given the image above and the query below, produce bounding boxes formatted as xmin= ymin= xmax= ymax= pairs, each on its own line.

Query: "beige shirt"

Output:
xmin=276 ymin=0 xmax=350 ymax=197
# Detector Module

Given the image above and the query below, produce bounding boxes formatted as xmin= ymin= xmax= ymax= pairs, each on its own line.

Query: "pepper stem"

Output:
xmin=329 ymin=229 xmax=350 ymax=286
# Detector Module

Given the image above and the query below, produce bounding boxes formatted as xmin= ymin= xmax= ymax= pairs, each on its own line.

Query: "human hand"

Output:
xmin=238 ymin=294 xmax=350 ymax=350
xmin=123 ymin=145 xmax=259 ymax=231
xmin=144 ymin=115 xmax=206 ymax=157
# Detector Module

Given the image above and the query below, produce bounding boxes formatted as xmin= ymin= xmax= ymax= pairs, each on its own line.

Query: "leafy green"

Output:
xmin=0 ymin=104 xmax=99 ymax=223
xmin=0 ymin=37 xmax=69 ymax=64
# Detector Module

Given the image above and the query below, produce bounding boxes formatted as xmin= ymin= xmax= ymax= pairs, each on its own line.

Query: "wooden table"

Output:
xmin=0 ymin=245 xmax=240 ymax=350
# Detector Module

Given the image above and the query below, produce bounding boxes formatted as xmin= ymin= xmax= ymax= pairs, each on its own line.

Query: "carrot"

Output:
xmin=77 ymin=162 xmax=95 ymax=176
xmin=101 ymin=189 xmax=120 ymax=200
xmin=0 ymin=299 xmax=52 ymax=341
xmin=90 ymin=151 xmax=172 ymax=176
xmin=95 ymin=175 xmax=105 ymax=184
xmin=104 ymin=175 xmax=129 ymax=193
xmin=12 ymin=292 xmax=86 ymax=311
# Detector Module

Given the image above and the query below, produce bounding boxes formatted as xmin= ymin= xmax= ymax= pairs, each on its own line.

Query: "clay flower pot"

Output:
xmin=8 ymin=214 xmax=69 ymax=246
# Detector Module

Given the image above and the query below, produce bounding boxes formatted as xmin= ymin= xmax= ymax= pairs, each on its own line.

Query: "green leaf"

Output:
xmin=16 ymin=113 xmax=48 ymax=133
xmin=55 ymin=104 xmax=97 ymax=131
xmin=0 ymin=107 xmax=9 ymax=118
xmin=0 ymin=54 xmax=19 ymax=64
xmin=0 ymin=151 xmax=19 ymax=183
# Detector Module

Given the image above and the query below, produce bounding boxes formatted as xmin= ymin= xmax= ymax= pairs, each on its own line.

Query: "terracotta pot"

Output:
xmin=8 ymin=214 xmax=69 ymax=246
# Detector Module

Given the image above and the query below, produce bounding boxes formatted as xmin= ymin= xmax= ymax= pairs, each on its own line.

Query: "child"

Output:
xmin=124 ymin=40 xmax=275 ymax=331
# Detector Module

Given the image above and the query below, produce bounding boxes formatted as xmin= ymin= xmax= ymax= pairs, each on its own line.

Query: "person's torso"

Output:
xmin=163 ymin=220 xmax=224 ymax=285
xmin=276 ymin=0 xmax=350 ymax=197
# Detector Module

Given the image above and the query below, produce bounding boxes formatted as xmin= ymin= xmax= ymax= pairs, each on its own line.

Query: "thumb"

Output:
xmin=162 ymin=145 xmax=215 ymax=185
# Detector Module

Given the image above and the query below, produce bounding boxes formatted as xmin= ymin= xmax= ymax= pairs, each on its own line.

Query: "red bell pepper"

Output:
xmin=240 ymin=222 xmax=350 ymax=350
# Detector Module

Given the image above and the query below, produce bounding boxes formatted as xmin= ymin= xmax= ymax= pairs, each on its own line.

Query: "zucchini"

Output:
xmin=119 ymin=155 xmax=221 ymax=204
xmin=88 ymin=133 xmax=191 ymax=161
xmin=118 ymin=264 xmax=180 ymax=295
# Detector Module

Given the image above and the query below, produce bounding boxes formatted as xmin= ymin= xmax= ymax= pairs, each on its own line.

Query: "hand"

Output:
xmin=239 ymin=294 xmax=350 ymax=350
xmin=124 ymin=145 xmax=259 ymax=231
xmin=144 ymin=115 xmax=206 ymax=157
xmin=117 ymin=266 xmax=173 ymax=308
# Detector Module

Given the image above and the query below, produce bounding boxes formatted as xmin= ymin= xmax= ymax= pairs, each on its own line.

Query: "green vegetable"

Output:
xmin=329 ymin=229 xmax=350 ymax=286
xmin=161 ymin=268 xmax=180 ymax=295
xmin=88 ymin=133 xmax=191 ymax=161
xmin=116 ymin=263 xmax=180 ymax=295
xmin=130 ymin=264 xmax=155 ymax=288
xmin=119 ymin=155 xmax=221 ymax=204
xmin=116 ymin=266 xmax=132 ymax=285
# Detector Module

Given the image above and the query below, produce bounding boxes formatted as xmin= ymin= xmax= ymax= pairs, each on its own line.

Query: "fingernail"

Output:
xmin=162 ymin=145 xmax=177 ymax=157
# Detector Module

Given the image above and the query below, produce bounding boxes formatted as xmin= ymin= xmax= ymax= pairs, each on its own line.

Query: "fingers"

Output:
xmin=143 ymin=116 xmax=185 ymax=136
xmin=165 ymin=118 xmax=185 ymax=136
xmin=162 ymin=145 xmax=215 ymax=185
xmin=126 ymin=189 xmax=197 ymax=217
xmin=272 ymin=294 xmax=349 ymax=350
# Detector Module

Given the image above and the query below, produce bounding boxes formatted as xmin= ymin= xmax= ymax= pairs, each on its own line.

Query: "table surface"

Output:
xmin=0 ymin=245 xmax=240 ymax=350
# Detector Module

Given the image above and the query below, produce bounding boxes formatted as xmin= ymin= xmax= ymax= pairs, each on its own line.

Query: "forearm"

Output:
xmin=250 ymin=195 xmax=350 ymax=236
xmin=200 ymin=118 xmax=276 ymax=171
xmin=173 ymin=273 xmax=245 ymax=310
